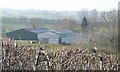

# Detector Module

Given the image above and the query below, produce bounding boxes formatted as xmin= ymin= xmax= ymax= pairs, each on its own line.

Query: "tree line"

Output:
xmin=2 ymin=16 xmax=58 ymax=24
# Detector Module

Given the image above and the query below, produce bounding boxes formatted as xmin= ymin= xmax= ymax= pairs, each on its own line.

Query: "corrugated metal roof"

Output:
xmin=50 ymin=30 xmax=74 ymax=35
xmin=24 ymin=28 xmax=49 ymax=34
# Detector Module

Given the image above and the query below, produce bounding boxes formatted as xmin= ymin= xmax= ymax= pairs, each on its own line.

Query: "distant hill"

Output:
xmin=1 ymin=8 xmax=102 ymax=20
xmin=1 ymin=8 xmax=79 ymax=20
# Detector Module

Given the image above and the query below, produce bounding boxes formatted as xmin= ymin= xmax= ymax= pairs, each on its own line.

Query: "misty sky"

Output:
xmin=0 ymin=0 xmax=119 ymax=11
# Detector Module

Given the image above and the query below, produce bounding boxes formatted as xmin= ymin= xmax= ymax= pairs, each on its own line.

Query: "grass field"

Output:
xmin=2 ymin=23 xmax=54 ymax=32
xmin=38 ymin=43 xmax=71 ymax=51
xmin=15 ymin=41 xmax=71 ymax=51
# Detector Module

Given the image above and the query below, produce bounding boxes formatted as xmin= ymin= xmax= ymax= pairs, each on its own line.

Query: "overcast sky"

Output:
xmin=0 ymin=0 xmax=119 ymax=11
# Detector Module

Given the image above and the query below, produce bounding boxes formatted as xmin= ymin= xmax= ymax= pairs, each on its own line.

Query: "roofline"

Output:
xmin=50 ymin=30 xmax=75 ymax=35
xmin=23 ymin=28 xmax=49 ymax=34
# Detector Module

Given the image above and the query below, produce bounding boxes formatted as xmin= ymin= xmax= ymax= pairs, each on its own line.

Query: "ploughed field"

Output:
xmin=1 ymin=39 xmax=119 ymax=70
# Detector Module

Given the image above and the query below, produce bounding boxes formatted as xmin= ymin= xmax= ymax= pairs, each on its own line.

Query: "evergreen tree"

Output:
xmin=81 ymin=17 xmax=88 ymax=31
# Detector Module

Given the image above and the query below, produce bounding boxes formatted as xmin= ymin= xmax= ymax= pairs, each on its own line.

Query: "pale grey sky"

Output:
xmin=0 ymin=0 xmax=119 ymax=11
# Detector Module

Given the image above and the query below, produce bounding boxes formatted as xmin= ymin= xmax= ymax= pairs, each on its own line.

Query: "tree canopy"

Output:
xmin=81 ymin=17 xmax=88 ymax=31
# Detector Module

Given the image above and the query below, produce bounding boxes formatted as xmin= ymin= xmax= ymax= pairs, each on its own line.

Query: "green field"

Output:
xmin=13 ymin=41 xmax=71 ymax=51
xmin=2 ymin=23 xmax=53 ymax=32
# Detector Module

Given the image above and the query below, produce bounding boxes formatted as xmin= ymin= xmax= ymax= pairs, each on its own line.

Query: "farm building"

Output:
xmin=6 ymin=28 xmax=76 ymax=44
xmin=6 ymin=28 xmax=49 ymax=42
xmin=49 ymin=30 xmax=76 ymax=44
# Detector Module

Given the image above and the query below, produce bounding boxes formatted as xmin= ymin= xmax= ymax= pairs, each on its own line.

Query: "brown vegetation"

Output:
xmin=1 ymin=39 xmax=119 ymax=70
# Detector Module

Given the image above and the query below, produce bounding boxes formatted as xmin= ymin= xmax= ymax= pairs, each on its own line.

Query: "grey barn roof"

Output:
xmin=7 ymin=28 xmax=75 ymax=35
xmin=50 ymin=30 xmax=74 ymax=35
xmin=24 ymin=28 xmax=49 ymax=34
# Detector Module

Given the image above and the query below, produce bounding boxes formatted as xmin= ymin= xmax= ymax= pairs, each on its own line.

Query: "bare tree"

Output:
xmin=52 ymin=18 xmax=77 ymax=30
xmin=99 ymin=9 xmax=118 ymax=54
xmin=101 ymin=9 xmax=118 ymax=29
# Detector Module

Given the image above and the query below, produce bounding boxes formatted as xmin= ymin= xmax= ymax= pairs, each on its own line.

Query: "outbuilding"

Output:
xmin=49 ymin=30 xmax=75 ymax=44
xmin=6 ymin=28 xmax=76 ymax=44
xmin=6 ymin=28 xmax=49 ymax=42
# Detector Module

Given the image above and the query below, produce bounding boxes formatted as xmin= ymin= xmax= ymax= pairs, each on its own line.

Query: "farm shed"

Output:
xmin=49 ymin=30 xmax=75 ymax=44
xmin=6 ymin=28 xmax=49 ymax=42
xmin=6 ymin=28 xmax=76 ymax=44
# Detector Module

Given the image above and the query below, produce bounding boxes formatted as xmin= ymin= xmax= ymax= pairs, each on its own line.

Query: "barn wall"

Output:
xmin=49 ymin=38 xmax=59 ymax=44
xmin=37 ymin=31 xmax=50 ymax=42
xmin=49 ymin=32 xmax=76 ymax=44
xmin=61 ymin=35 xmax=74 ymax=44
xmin=60 ymin=33 xmax=75 ymax=44
xmin=48 ymin=32 xmax=59 ymax=44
